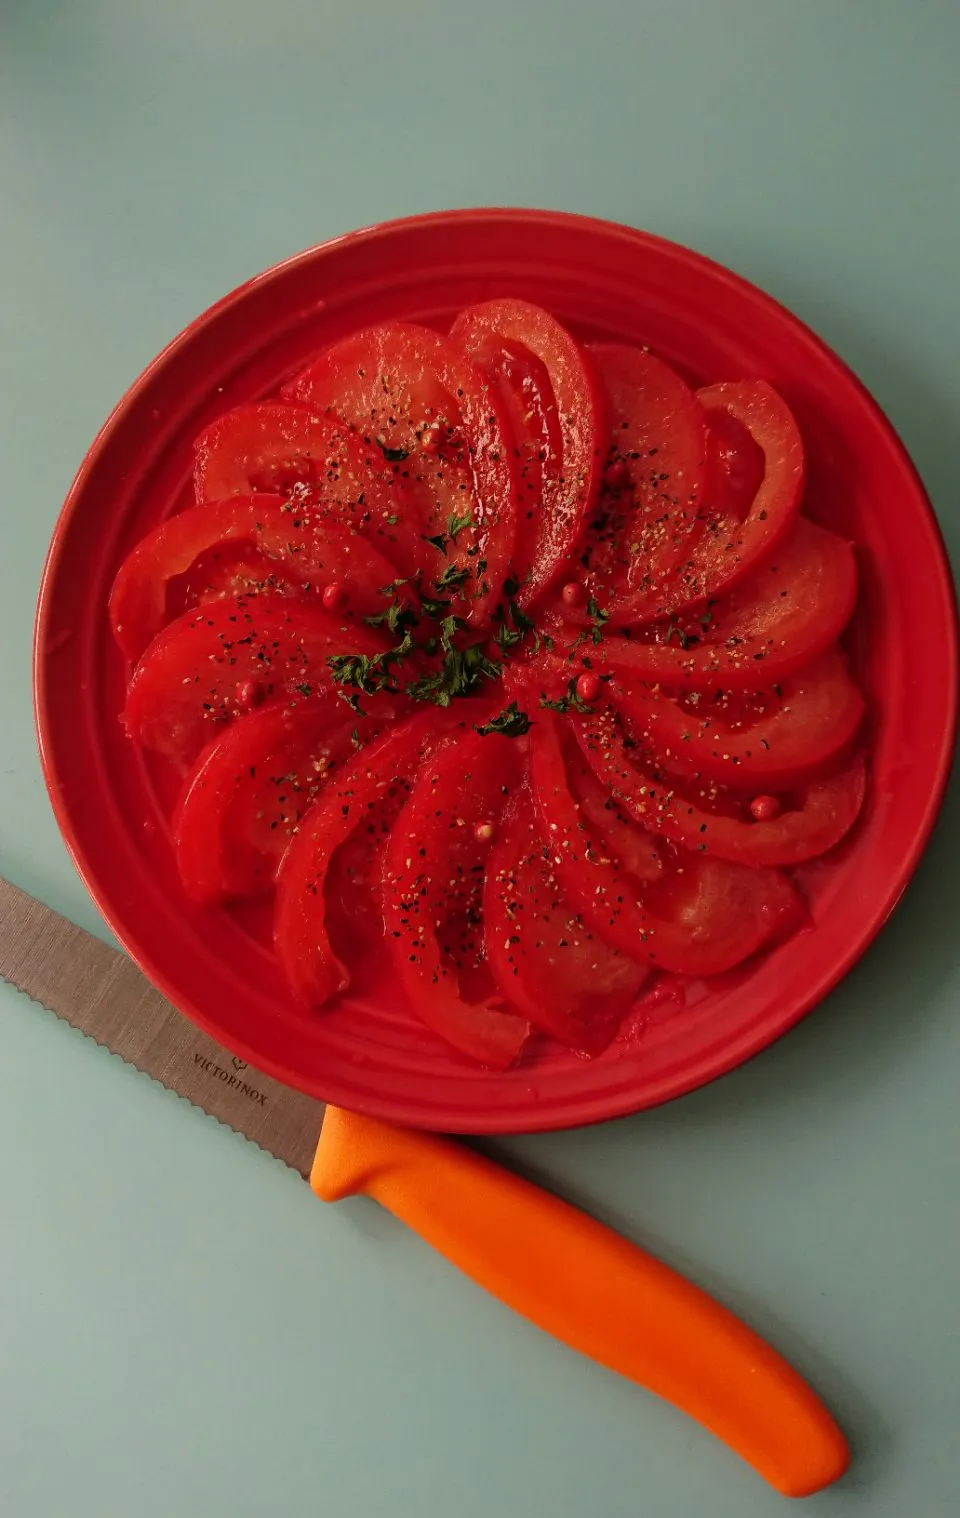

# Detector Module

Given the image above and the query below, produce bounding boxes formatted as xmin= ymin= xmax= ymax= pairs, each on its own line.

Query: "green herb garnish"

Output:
xmin=407 ymin=642 xmax=501 ymax=708
xmin=495 ymin=623 xmax=524 ymax=652
xmin=567 ymin=597 xmax=610 ymax=657
xmin=476 ymin=702 xmax=532 ymax=738
xmin=664 ymin=623 xmax=690 ymax=649
xmin=539 ymin=678 xmax=595 ymax=715
xmin=447 ymin=510 xmax=475 ymax=543
xmin=586 ymin=597 xmax=609 ymax=643
xmin=364 ymin=598 xmax=418 ymax=637
xmin=327 ymin=652 xmax=387 ymax=697
xmin=435 ymin=563 xmax=470 ymax=591
xmin=375 ymin=439 xmax=409 ymax=463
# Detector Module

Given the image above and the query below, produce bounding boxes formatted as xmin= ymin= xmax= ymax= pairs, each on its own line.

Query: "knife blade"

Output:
xmin=0 ymin=873 xmax=849 ymax=1496
xmin=0 ymin=875 xmax=323 ymax=1175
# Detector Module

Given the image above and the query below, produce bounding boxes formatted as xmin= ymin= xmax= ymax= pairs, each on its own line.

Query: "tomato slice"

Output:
xmin=569 ymin=693 xmax=865 ymax=865
xmin=615 ymin=648 xmax=865 ymax=788
xmin=484 ymin=787 xmax=648 ymax=1053
xmin=701 ymin=402 xmax=767 ymax=517
xmin=176 ymin=544 xmax=303 ymax=612
xmin=557 ymin=343 xmax=707 ymax=625
xmin=275 ymin=716 xmax=435 ymax=1008
xmin=451 ymin=299 xmax=606 ymax=607
xmin=562 ymin=741 xmax=663 ymax=883
xmin=110 ymin=494 xmax=413 ymax=663
xmin=655 ymin=381 xmax=805 ymax=614
xmin=382 ymin=730 xmax=530 ymax=1067
xmin=193 ymin=403 xmax=419 ymax=568
xmin=571 ymin=517 xmax=858 ymax=690
xmin=282 ymin=322 xmax=520 ymax=623
xmin=531 ymin=713 xmax=806 ymax=974
xmin=173 ymin=692 xmax=398 ymax=903
xmin=322 ymin=785 xmax=411 ymax=1000
xmin=664 ymin=761 xmax=867 ymax=868
xmin=448 ymin=337 xmax=556 ymax=584
xmin=124 ymin=593 xmax=384 ymax=764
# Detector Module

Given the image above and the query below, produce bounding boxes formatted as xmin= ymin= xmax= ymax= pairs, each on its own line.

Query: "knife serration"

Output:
xmin=0 ymin=876 xmax=323 ymax=1177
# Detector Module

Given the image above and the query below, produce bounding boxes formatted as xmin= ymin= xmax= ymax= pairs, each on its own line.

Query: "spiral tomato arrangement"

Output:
xmin=109 ymin=299 xmax=867 ymax=1067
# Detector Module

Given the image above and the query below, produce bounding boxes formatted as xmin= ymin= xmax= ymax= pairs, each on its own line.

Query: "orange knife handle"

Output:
xmin=311 ymin=1107 xmax=848 ymax=1497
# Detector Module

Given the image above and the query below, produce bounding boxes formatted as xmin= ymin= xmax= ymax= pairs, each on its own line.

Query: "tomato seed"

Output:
xmin=561 ymin=581 xmax=586 ymax=607
xmin=576 ymin=672 xmax=601 ymax=704
xmin=603 ymin=459 xmax=631 ymax=490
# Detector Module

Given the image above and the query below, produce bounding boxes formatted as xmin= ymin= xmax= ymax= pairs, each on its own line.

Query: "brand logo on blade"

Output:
xmin=194 ymin=1052 xmax=267 ymax=1106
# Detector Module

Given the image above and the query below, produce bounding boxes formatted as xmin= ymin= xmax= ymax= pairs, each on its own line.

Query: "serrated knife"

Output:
xmin=0 ymin=873 xmax=848 ymax=1496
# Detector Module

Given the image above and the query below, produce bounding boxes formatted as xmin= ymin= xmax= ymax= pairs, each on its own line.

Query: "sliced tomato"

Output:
xmin=110 ymin=493 xmax=414 ymax=662
xmin=124 ymin=593 xmax=385 ymax=765
xmin=563 ymin=741 xmax=663 ymax=883
xmin=382 ymin=730 xmax=530 ymax=1067
xmin=282 ymin=322 xmax=520 ymax=623
xmin=484 ymin=787 xmax=648 ymax=1053
xmin=176 ymin=544 xmax=303 ymax=612
xmin=654 ymin=381 xmax=805 ymax=614
xmin=615 ymin=648 xmax=865 ymax=788
xmin=193 ymin=402 xmax=418 ymax=568
xmin=448 ymin=336 xmax=556 ymax=585
xmin=570 ymin=697 xmax=865 ymax=866
xmin=173 ymin=693 xmax=398 ymax=903
xmin=531 ymin=713 xmax=806 ymax=974
xmin=701 ymin=402 xmax=767 ymax=518
xmin=572 ymin=517 xmax=858 ymax=690
xmin=322 ymin=782 xmax=413 ymax=1000
xmin=664 ymin=760 xmax=867 ymax=867
xmin=558 ymin=343 xmax=707 ymax=625
xmin=275 ymin=716 xmax=435 ymax=1008
xmin=451 ymin=299 xmax=606 ymax=607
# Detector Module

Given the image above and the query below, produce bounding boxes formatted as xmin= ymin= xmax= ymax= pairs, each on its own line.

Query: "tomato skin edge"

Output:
xmin=381 ymin=730 xmax=531 ymax=1069
xmin=274 ymin=715 xmax=436 ymax=1011
xmin=531 ymin=711 xmax=808 ymax=976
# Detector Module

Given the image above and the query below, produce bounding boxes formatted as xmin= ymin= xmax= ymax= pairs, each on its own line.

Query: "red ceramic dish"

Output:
xmin=34 ymin=209 xmax=957 ymax=1133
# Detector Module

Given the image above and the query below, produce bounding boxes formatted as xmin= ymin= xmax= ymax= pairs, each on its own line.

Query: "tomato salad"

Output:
xmin=110 ymin=299 xmax=867 ymax=1068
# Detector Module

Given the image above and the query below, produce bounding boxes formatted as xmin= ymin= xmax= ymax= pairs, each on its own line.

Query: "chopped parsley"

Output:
xmin=417 ymin=587 xmax=452 ymax=618
xmin=406 ymin=641 xmax=501 ymax=708
xmin=539 ymin=678 xmax=596 ymax=715
xmin=447 ymin=510 xmax=475 ymax=543
xmin=568 ymin=597 xmax=610 ymax=657
xmin=435 ymin=563 xmax=471 ymax=591
xmin=364 ymin=597 xmax=418 ymax=636
xmin=586 ymin=597 xmax=609 ymax=640
xmin=423 ymin=512 xmax=476 ymax=556
xmin=494 ymin=623 xmax=524 ymax=652
xmin=327 ymin=628 xmax=416 ymax=704
xmin=476 ymin=702 xmax=532 ymax=738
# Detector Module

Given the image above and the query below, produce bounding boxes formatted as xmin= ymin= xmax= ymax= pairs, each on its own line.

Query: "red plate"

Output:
xmin=34 ymin=209 xmax=957 ymax=1133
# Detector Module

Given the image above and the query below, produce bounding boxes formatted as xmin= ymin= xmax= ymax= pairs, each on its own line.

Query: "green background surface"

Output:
xmin=1 ymin=4 xmax=958 ymax=1514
